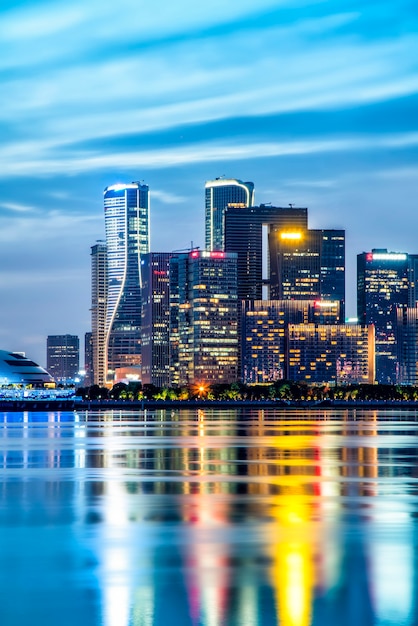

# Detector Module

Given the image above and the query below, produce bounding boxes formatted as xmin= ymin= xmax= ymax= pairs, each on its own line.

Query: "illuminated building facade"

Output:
xmin=241 ymin=300 xmax=341 ymax=383
xmin=84 ymin=331 xmax=93 ymax=386
xmin=141 ymin=252 xmax=173 ymax=387
xmin=205 ymin=177 xmax=254 ymax=251
xmin=169 ymin=250 xmax=238 ymax=385
xmin=90 ymin=241 xmax=107 ymax=386
xmin=357 ymin=249 xmax=409 ymax=384
xmin=46 ymin=334 xmax=80 ymax=383
xmin=225 ymin=205 xmax=308 ymax=300
xmin=269 ymin=228 xmax=345 ymax=320
xmin=287 ymin=323 xmax=375 ymax=384
xmin=104 ymin=182 xmax=150 ymax=383
xmin=397 ymin=305 xmax=418 ymax=385
xmin=407 ymin=254 xmax=418 ymax=307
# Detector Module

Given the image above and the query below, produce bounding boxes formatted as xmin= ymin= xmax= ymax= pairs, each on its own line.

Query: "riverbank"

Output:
xmin=1 ymin=397 xmax=418 ymax=412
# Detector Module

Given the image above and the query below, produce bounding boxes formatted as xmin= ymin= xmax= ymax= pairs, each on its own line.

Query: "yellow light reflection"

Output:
xmin=271 ymin=494 xmax=314 ymax=626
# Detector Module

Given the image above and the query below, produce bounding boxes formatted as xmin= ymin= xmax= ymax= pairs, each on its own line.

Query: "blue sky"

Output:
xmin=0 ymin=0 xmax=417 ymax=367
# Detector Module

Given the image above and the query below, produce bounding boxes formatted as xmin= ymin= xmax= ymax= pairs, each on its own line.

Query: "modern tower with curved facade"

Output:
xmin=205 ymin=177 xmax=254 ymax=251
xmin=104 ymin=182 xmax=150 ymax=382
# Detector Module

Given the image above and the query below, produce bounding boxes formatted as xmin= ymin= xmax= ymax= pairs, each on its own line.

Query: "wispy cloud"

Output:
xmin=0 ymin=201 xmax=36 ymax=213
xmin=0 ymin=209 xmax=100 ymax=242
xmin=152 ymin=190 xmax=187 ymax=204
xmin=0 ymin=132 xmax=417 ymax=177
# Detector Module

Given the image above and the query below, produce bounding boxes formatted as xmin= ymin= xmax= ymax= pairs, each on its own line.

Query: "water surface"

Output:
xmin=1 ymin=407 xmax=417 ymax=625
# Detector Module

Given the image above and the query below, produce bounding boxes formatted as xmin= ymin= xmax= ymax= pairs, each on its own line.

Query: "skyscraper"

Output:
xmin=287 ymin=323 xmax=374 ymax=385
xmin=397 ymin=305 xmax=418 ymax=385
xmin=141 ymin=252 xmax=173 ymax=387
xmin=224 ymin=205 xmax=308 ymax=300
xmin=269 ymin=227 xmax=345 ymax=319
xmin=357 ymin=249 xmax=409 ymax=384
xmin=224 ymin=205 xmax=345 ymax=312
xmin=169 ymin=250 xmax=238 ymax=385
xmin=84 ymin=331 xmax=93 ymax=387
xmin=104 ymin=182 xmax=150 ymax=382
xmin=46 ymin=335 xmax=80 ymax=383
xmin=90 ymin=241 xmax=107 ymax=386
xmin=205 ymin=178 xmax=254 ymax=251
xmin=241 ymin=299 xmax=341 ymax=383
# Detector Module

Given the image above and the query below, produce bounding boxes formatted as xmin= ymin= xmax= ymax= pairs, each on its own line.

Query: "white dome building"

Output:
xmin=0 ymin=350 xmax=54 ymax=387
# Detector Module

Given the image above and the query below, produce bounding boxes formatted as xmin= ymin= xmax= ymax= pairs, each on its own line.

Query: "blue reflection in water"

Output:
xmin=0 ymin=408 xmax=417 ymax=625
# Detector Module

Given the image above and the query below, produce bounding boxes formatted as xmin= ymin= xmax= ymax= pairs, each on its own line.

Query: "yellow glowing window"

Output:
xmin=280 ymin=232 xmax=302 ymax=240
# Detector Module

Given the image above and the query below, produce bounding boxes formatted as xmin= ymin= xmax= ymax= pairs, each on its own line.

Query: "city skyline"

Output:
xmin=0 ymin=0 xmax=417 ymax=367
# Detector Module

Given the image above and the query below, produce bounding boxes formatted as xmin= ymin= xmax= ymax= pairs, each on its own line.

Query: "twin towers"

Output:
xmin=91 ymin=178 xmax=345 ymax=387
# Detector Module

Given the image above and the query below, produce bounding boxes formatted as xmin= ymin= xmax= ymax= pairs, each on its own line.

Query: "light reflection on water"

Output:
xmin=0 ymin=408 xmax=417 ymax=626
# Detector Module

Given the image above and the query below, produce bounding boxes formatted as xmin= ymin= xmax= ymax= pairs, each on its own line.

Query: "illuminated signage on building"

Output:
xmin=367 ymin=252 xmax=407 ymax=262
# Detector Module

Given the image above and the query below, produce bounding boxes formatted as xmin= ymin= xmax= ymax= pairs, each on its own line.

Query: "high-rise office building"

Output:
xmin=396 ymin=305 xmax=418 ymax=385
xmin=141 ymin=252 xmax=173 ymax=387
xmin=46 ymin=335 xmax=80 ymax=383
xmin=241 ymin=299 xmax=341 ymax=383
xmin=224 ymin=205 xmax=308 ymax=300
xmin=357 ymin=249 xmax=409 ymax=384
xmin=269 ymin=227 xmax=345 ymax=318
xmin=205 ymin=178 xmax=254 ymax=251
xmin=225 ymin=204 xmax=345 ymax=308
xmin=169 ymin=250 xmax=238 ymax=385
xmin=407 ymin=254 xmax=418 ymax=307
xmin=287 ymin=323 xmax=375 ymax=385
xmin=91 ymin=241 xmax=107 ymax=386
xmin=84 ymin=331 xmax=93 ymax=387
xmin=104 ymin=182 xmax=150 ymax=382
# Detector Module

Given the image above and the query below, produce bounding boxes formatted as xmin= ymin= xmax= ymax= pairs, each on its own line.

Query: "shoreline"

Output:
xmin=1 ymin=398 xmax=418 ymax=412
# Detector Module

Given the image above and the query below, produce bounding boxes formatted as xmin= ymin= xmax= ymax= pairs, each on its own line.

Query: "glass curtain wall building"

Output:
xmin=46 ymin=335 xmax=80 ymax=383
xmin=104 ymin=182 xmax=150 ymax=382
xmin=90 ymin=241 xmax=107 ymax=386
xmin=241 ymin=299 xmax=341 ymax=383
xmin=169 ymin=250 xmax=238 ymax=386
xmin=269 ymin=228 xmax=345 ymax=320
xmin=141 ymin=252 xmax=173 ymax=387
xmin=357 ymin=249 xmax=409 ymax=384
xmin=287 ymin=323 xmax=375 ymax=385
xmin=225 ymin=205 xmax=308 ymax=300
xmin=205 ymin=178 xmax=254 ymax=251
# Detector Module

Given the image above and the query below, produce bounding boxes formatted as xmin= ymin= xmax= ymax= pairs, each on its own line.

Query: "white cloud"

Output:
xmin=0 ymin=201 xmax=37 ymax=213
xmin=151 ymin=190 xmax=187 ymax=204
xmin=0 ymin=132 xmax=417 ymax=178
xmin=0 ymin=209 xmax=100 ymax=242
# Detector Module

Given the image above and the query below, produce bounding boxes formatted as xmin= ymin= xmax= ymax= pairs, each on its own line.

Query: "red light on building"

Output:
xmin=366 ymin=253 xmax=373 ymax=262
xmin=191 ymin=251 xmax=199 ymax=258
xmin=210 ymin=251 xmax=225 ymax=259
xmin=153 ymin=270 xmax=166 ymax=275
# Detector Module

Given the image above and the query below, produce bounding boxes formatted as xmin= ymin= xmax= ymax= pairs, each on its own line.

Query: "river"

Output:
xmin=0 ymin=407 xmax=417 ymax=625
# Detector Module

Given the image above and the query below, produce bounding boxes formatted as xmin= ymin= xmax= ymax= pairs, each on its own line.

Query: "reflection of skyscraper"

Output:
xmin=357 ymin=249 xmax=409 ymax=384
xmin=104 ymin=182 xmax=150 ymax=382
xmin=205 ymin=178 xmax=254 ymax=251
